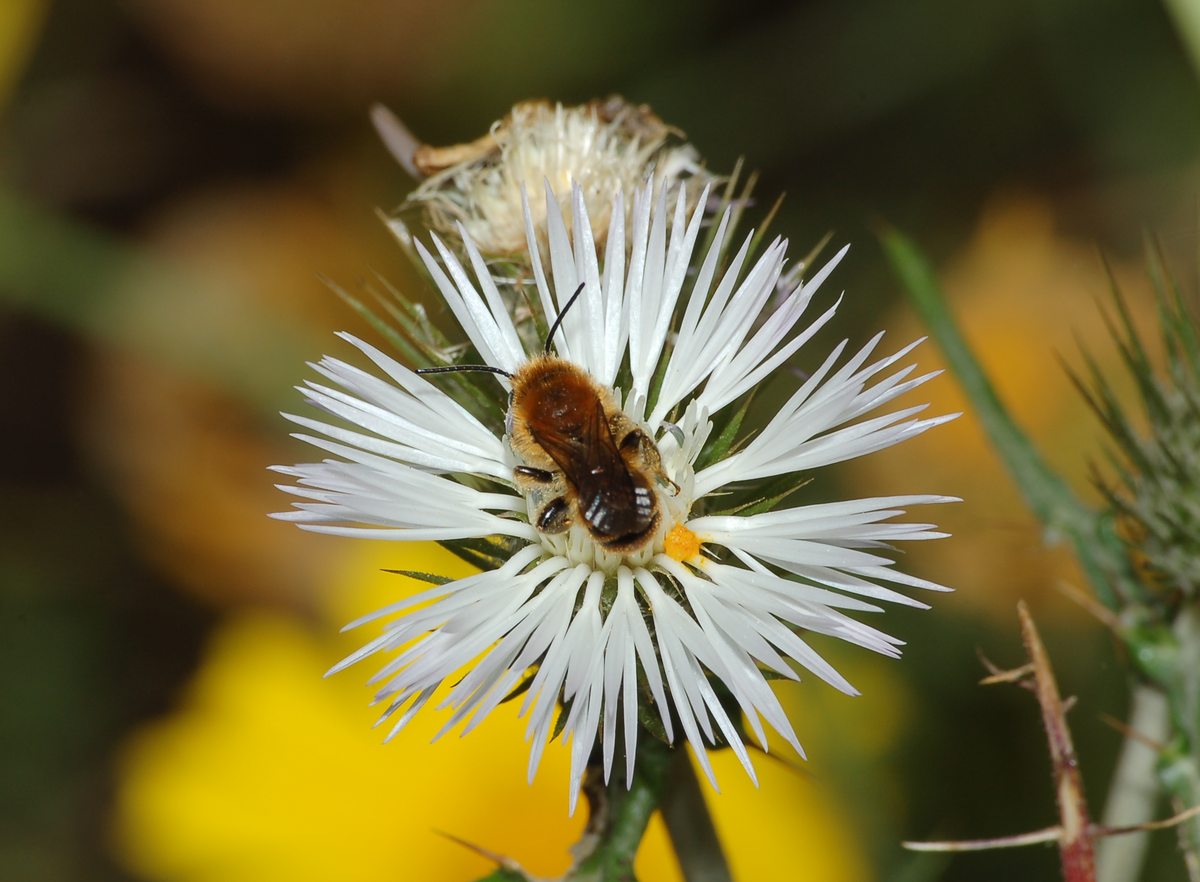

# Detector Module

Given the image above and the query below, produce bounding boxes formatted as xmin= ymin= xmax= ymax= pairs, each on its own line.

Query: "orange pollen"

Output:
xmin=664 ymin=523 xmax=702 ymax=562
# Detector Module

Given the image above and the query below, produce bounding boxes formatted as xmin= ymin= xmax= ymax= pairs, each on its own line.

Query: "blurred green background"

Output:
xmin=3 ymin=1 xmax=1200 ymax=880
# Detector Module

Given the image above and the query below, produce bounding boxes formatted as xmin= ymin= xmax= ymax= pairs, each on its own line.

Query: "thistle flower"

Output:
xmin=274 ymin=179 xmax=956 ymax=810
xmin=392 ymin=97 xmax=715 ymax=258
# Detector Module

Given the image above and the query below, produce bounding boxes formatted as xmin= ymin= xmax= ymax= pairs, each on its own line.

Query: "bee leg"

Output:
xmin=514 ymin=465 xmax=554 ymax=483
xmin=619 ymin=429 xmax=680 ymax=496
xmin=515 ymin=466 xmax=573 ymax=534
xmin=618 ymin=428 xmax=645 ymax=452
xmin=536 ymin=496 xmax=572 ymax=534
xmin=657 ymin=473 xmax=681 ymax=496
xmin=513 ymin=465 xmax=557 ymax=499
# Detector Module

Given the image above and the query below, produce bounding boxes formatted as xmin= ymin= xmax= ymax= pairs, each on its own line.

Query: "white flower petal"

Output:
xmin=458 ymin=223 xmax=528 ymax=367
xmin=415 ymin=236 xmax=523 ymax=375
xmin=542 ymin=180 xmax=580 ymax=364
xmin=652 ymin=233 xmax=786 ymax=425
xmin=695 ymin=335 xmax=956 ymax=496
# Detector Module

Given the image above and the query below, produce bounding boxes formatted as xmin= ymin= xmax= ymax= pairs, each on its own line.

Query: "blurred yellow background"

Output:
xmin=3 ymin=1 xmax=1199 ymax=881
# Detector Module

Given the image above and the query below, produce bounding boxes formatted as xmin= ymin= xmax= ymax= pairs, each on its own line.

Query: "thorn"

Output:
xmin=1053 ymin=579 xmax=1122 ymax=632
xmin=1098 ymin=712 xmax=1167 ymax=752
xmin=749 ymin=741 xmax=816 ymax=780
xmin=904 ymin=825 xmax=1063 ymax=852
xmin=434 ymin=830 xmax=534 ymax=879
xmin=977 ymin=648 xmax=1034 ymax=685
xmin=1092 ymin=802 xmax=1200 ymax=838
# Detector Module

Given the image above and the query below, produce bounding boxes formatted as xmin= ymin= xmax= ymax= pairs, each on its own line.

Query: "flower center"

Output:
xmin=524 ymin=476 xmax=691 ymax=574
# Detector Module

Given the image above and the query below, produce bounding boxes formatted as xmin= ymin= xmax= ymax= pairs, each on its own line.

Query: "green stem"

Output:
xmin=659 ymin=750 xmax=733 ymax=882
xmin=468 ymin=740 xmax=674 ymax=882
xmin=569 ymin=738 xmax=674 ymax=882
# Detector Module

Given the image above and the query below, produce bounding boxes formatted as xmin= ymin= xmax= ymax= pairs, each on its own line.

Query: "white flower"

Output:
xmin=273 ymin=180 xmax=957 ymax=811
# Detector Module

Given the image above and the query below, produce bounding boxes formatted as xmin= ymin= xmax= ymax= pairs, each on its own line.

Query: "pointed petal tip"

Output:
xmin=323 ymin=661 xmax=348 ymax=679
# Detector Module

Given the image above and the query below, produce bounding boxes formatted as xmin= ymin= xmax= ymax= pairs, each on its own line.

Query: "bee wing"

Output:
xmin=534 ymin=400 xmax=651 ymax=540
xmin=529 ymin=397 xmax=609 ymax=473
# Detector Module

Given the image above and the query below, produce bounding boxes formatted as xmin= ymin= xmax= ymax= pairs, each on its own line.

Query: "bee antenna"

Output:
xmin=416 ymin=364 xmax=514 ymax=379
xmin=544 ymin=282 xmax=587 ymax=355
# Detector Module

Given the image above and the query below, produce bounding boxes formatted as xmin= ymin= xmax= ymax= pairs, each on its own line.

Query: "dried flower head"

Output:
xmin=389 ymin=97 xmax=716 ymax=257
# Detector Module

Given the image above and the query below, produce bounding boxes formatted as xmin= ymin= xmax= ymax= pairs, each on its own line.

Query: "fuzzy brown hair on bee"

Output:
xmin=417 ymin=284 xmax=676 ymax=552
xmin=508 ymin=354 xmax=674 ymax=551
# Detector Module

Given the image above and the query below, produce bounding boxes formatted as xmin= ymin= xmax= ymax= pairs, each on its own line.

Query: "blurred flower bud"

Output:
xmin=386 ymin=97 xmax=718 ymax=259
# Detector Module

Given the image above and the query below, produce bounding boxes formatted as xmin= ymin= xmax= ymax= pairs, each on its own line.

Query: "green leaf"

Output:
xmin=724 ymin=476 xmax=811 ymax=518
xmin=637 ymin=700 xmax=671 ymax=745
xmin=1062 ymin=351 xmax=1153 ymax=475
xmin=758 ymin=667 xmax=794 ymax=681
xmin=695 ymin=391 xmax=755 ymax=470
xmin=370 ymin=271 xmax=462 ymax=363
xmin=796 ymin=231 xmax=835 ymax=281
xmin=728 ymin=169 xmax=760 ymax=262
xmin=552 ymin=697 xmax=573 ymax=741
xmin=1100 ymin=297 xmax=1170 ymax=427
xmin=323 ymin=276 xmax=419 ymax=365
xmin=746 ymin=190 xmax=786 ymax=264
xmin=326 ymin=276 xmax=502 ymax=427
xmin=500 ymin=668 xmax=538 ymax=705
xmin=698 ymin=157 xmax=744 ymax=266
xmin=707 ymin=471 xmax=811 ymax=518
xmin=1146 ymin=235 xmax=1200 ymax=377
xmin=381 ymin=569 xmax=454 ymax=586
xmin=437 ymin=537 xmax=510 ymax=572
xmin=517 ymin=282 xmax=549 ymax=345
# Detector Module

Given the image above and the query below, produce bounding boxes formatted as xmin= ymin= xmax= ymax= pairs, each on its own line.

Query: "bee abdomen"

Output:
xmin=583 ymin=483 xmax=657 ymax=549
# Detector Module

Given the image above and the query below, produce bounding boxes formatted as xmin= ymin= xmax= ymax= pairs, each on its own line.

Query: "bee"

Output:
xmin=418 ymin=284 xmax=676 ymax=551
